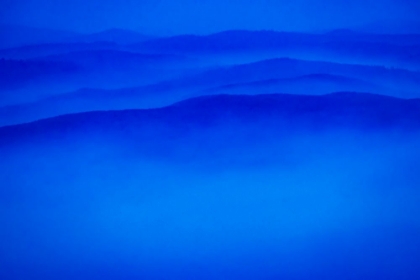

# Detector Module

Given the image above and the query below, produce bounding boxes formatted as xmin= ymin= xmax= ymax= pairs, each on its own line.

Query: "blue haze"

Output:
xmin=1 ymin=1 xmax=420 ymax=279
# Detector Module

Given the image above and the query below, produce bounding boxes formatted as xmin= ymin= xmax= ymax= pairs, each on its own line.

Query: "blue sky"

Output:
xmin=1 ymin=0 xmax=419 ymax=35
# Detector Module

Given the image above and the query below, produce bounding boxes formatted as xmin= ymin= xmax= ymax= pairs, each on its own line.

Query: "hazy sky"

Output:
xmin=1 ymin=0 xmax=419 ymax=35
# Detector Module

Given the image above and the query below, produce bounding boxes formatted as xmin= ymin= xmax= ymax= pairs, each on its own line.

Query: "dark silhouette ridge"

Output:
xmin=1 ymin=56 xmax=418 ymax=126
xmin=1 ymin=92 xmax=420 ymax=147
xmin=131 ymin=30 xmax=420 ymax=68
xmin=134 ymin=30 xmax=420 ymax=52
xmin=207 ymin=74 xmax=377 ymax=91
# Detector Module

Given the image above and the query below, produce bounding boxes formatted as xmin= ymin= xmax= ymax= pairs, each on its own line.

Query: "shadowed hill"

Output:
xmin=3 ymin=55 xmax=419 ymax=127
xmin=205 ymin=74 xmax=384 ymax=96
xmin=1 ymin=92 xmax=420 ymax=147
xmin=128 ymin=57 xmax=420 ymax=99
xmin=1 ymin=57 xmax=419 ymax=126
xmin=133 ymin=30 xmax=420 ymax=53
xmin=143 ymin=57 xmax=420 ymax=94
xmin=2 ymin=93 xmax=420 ymax=280
xmin=132 ymin=30 xmax=420 ymax=69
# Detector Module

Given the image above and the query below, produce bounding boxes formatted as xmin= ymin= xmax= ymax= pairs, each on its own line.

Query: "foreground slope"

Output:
xmin=1 ymin=92 xmax=420 ymax=171
xmin=1 ymin=93 xmax=420 ymax=280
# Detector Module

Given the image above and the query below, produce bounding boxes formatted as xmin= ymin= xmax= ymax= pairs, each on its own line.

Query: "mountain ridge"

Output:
xmin=1 ymin=92 xmax=419 ymax=139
